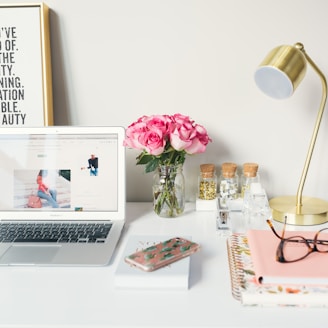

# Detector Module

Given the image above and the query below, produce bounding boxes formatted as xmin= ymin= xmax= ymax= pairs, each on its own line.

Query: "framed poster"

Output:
xmin=0 ymin=3 xmax=53 ymax=126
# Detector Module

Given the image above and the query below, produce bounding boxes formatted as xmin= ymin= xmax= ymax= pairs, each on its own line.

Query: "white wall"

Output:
xmin=4 ymin=0 xmax=328 ymax=202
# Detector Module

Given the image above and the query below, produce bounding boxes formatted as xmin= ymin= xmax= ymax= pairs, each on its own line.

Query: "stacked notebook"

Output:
xmin=226 ymin=232 xmax=328 ymax=307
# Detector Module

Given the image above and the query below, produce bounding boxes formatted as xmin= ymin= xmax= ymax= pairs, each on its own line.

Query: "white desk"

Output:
xmin=0 ymin=202 xmax=326 ymax=327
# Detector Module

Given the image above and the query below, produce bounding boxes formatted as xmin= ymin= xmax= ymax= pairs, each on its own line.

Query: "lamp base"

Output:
xmin=269 ymin=195 xmax=328 ymax=225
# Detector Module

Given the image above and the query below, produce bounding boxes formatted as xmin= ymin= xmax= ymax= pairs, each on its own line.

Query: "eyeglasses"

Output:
xmin=266 ymin=217 xmax=328 ymax=263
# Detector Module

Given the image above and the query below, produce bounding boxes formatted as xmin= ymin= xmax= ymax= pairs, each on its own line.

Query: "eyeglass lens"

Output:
xmin=281 ymin=236 xmax=311 ymax=262
xmin=282 ymin=229 xmax=328 ymax=262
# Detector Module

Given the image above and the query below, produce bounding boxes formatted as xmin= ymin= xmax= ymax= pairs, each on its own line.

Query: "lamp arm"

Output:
xmin=296 ymin=48 xmax=328 ymax=213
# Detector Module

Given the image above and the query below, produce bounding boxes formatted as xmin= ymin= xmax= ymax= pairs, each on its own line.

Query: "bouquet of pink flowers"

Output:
xmin=123 ymin=113 xmax=212 ymax=173
xmin=124 ymin=113 xmax=211 ymax=217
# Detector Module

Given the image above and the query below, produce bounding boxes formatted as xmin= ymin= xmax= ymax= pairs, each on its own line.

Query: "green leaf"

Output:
xmin=160 ymin=247 xmax=173 ymax=253
xmin=145 ymin=158 xmax=160 ymax=173
xmin=144 ymin=253 xmax=155 ymax=260
xmin=161 ymin=253 xmax=174 ymax=260
xmin=136 ymin=153 xmax=154 ymax=165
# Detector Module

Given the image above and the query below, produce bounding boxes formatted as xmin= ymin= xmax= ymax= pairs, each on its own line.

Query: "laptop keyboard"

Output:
xmin=0 ymin=222 xmax=112 ymax=243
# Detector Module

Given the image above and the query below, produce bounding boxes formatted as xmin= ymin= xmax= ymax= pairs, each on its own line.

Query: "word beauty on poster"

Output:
xmin=0 ymin=3 xmax=53 ymax=127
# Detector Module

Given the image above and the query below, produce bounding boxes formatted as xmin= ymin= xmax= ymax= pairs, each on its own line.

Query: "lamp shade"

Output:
xmin=254 ymin=44 xmax=307 ymax=99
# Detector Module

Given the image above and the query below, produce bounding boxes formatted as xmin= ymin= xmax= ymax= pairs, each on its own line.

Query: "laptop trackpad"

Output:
xmin=0 ymin=245 xmax=60 ymax=265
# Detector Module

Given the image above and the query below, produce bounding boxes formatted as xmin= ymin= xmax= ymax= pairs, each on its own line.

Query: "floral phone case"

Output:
xmin=124 ymin=237 xmax=200 ymax=272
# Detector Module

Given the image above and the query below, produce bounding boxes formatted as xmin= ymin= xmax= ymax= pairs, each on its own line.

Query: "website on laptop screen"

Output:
xmin=0 ymin=133 xmax=119 ymax=212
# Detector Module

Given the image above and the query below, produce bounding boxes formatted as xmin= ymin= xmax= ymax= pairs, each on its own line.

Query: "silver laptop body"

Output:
xmin=0 ymin=126 xmax=125 ymax=266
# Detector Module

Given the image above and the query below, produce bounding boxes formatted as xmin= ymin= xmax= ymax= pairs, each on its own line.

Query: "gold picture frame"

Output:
xmin=0 ymin=2 xmax=53 ymax=126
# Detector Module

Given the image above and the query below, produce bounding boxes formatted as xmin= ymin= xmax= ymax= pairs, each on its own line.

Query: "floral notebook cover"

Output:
xmin=226 ymin=233 xmax=328 ymax=307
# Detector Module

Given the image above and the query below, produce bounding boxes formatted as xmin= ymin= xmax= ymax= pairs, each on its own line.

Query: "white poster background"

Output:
xmin=0 ymin=6 xmax=44 ymax=126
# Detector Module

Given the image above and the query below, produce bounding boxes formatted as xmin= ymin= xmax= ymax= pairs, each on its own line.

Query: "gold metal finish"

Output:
xmin=257 ymin=43 xmax=328 ymax=225
xmin=258 ymin=44 xmax=307 ymax=92
xmin=39 ymin=3 xmax=54 ymax=126
xmin=270 ymin=196 xmax=328 ymax=225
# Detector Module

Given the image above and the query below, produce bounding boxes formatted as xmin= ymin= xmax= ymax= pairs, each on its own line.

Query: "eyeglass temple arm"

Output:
xmin=266 ymin=219 xmax=328 ymax=245
xmin=266 ymin=219 xmax=283 ymax=240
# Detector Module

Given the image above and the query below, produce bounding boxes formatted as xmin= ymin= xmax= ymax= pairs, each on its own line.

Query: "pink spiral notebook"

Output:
xmin=226 ymin=233 xmax=328 ymax=307
xmin=247 ymin=229 xmax=328 ymax=286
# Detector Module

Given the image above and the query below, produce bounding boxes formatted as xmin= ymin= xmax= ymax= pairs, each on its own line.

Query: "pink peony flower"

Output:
xmin=169 ymin=125 xmax=195 ymax=151
xmin=140 ymin=127 xmax=166 ymax=156
xmin=123 ymin=121 xmax=148 ymax=151
xmin=124 ymin=113 xmax=211 ymax=172
xmin=171 ymin=113 xmax=194 ymax=126
xmin=142 ymin=115 xmax=172 ymax=136
xmin=185 ymin=124 xmax=211 ymax=154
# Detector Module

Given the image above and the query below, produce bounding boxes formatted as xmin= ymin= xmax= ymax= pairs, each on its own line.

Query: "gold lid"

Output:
xmin=200 ymin=163 xmax=215 ymax=178
xmin=243 ymin=162 xmax=259 ymax=177
xmin=221 ymin=162 xmax=237 ymax=178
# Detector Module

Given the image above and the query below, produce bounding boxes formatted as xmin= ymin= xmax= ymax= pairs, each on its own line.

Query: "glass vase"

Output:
xmin=153 ymin=164 xmax=185 ymax=218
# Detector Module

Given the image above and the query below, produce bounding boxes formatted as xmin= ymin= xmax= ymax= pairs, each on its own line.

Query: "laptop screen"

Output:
xmin=0 ymin=127 xmax=124 ymax=215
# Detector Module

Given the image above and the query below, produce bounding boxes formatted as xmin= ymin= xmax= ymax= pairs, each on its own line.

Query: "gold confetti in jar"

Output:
xmin=198 ymin=164 xmax=217 ymax=200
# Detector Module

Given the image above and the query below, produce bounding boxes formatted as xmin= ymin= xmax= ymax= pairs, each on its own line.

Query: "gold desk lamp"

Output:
xmin=254 ymin=42 xmax=328 ymax=225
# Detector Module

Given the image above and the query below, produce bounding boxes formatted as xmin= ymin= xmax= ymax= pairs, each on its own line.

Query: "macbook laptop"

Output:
xmin=0 ymin=126 xmax=126 ymax=266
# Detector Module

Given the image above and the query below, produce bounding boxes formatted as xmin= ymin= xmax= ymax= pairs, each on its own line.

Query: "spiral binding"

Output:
xmin=226 ymin=234 xmax=245 ymax=301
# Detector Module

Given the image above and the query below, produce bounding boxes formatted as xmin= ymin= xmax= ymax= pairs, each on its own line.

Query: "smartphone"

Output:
xmin=124 ymin=237 xmax=200 ymax=272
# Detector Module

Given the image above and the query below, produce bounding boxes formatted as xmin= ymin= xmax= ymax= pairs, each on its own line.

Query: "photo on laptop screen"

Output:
xmin=0 ymin=131 xmax=119 ymax=212
xmin=0 ymin=126 xmax=126 ymax=266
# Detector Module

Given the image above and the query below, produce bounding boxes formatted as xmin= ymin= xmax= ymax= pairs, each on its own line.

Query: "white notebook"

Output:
xmin=115 ymin=235 xmax=190 ymax=290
